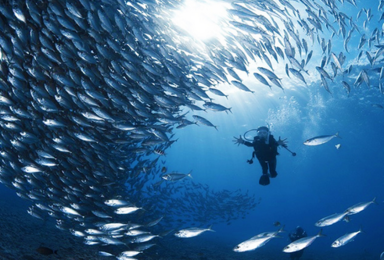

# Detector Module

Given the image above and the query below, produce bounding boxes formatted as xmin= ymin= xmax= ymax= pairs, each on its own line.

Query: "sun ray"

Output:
xmin=172 ymin=0 xmax=229 ymax=41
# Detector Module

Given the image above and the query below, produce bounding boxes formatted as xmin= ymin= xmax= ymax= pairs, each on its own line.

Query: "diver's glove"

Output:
xmin=277 ymin=136 xmax=288 ymax=148
xmin=247 ymin=159 xmax=253 ymax=164
xmin=233 ymin=135 xmax=245 ymax=146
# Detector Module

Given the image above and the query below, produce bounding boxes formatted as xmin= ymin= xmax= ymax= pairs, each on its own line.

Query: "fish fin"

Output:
xmin=372 ymin=197 xmax=378 ymax=204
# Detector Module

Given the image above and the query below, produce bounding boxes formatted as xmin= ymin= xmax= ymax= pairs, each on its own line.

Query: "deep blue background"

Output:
xmin=164 ymin=74 xmax=384 ymax=258
xmin=1 ymin=0 xmax=384 ymax=259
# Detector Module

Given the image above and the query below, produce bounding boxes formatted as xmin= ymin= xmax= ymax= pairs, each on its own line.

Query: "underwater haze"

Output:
xmin=0 ymin=0 xmax=384 ymax=259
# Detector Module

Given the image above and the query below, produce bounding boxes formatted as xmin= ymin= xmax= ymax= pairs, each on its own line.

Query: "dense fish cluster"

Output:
xmin=0 ymin=0 xmax=260 ymax=257
xmin=0 ymin=0 xmax=383 ymax=258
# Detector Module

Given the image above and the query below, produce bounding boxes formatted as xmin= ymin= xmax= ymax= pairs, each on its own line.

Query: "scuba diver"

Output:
xmin=289 ymin=226 xmax=307 ymax=260
xmin=233 ymin=126 xmax=291 ymax=186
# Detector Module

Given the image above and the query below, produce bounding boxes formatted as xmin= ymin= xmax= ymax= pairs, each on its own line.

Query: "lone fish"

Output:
xmin=304 ymin=132 xmax=340 ymax=146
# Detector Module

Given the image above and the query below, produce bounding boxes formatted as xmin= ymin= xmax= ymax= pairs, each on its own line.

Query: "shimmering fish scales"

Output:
xmin=332 ymin=228 xmax=362 ymax=247
xmin=104 ymin=199 xmax=131 ymax=207
xmin=234 ymin=236 xmax=273 ymax=252
xmin=162 ymin=171 xmax=192 ymax=181
xmin=231 ymin=80 xmax=255 ymax=93
xmin=114 ymin=206 xmax=142 ymax=215
xmin=100 ymin=223 xmax=128 ymax=231
xmin=345 ymin=197 xmax=377 ymax=215
xmin=130 ymin=234 xmax=160 ymax=243
xmin=234 ymin=227 xmax=284 ymax=252
xmin=175 ymin=226 xmax=214 ymax=238
xmin=288 ymin=68 xmax=307 ymax=85
xmin=203 ymin=102 xmax=232 ymax=113
xmin=304 ymin=132 xmax=340 ymax=146
xmin=283 ymin=229 xmax=325 ymax=253
xmin=60 ymin=206 xmax=82 ymax=217
xmin=192 ymin=115 xmax=218 ymax=130
xmin=315 ymin=212 xmax=349 ymax=227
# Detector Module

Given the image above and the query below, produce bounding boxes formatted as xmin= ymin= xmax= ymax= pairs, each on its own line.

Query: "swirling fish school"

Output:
xmin=0 ymin=0 xmax=383 ymax=259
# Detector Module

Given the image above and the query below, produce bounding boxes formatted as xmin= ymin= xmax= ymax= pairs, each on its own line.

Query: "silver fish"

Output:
xmin=253 ymin=72 xmax=272 ymax=88
xmin=231 ymin=80 xmax=254 ymax=93
xmin=315 ymin=212 xmax=349 ymax=227
xmin=234 ymin=236 xmax=274 ymax=252
xmin=114 ymin=206 xmax=142 ymax=215
xmin=304 ymin=132 xmax=340 ymax=146
xmin=162 ymin=172 xmax=192 ymax=181
xmin=175 ymin=226 xmax=214 ymax=238
xmin=193 ymin=115 xmax=218 ymax=130
xmin=283 ymin=229 xmax=325 ymax=253
xmin=332 ymin=228 xmax=362 ymax=247
xmin=345 ymin=197 xmax=377 ymax=215
xmin=234 ymin=227 xmax=283 ymax=252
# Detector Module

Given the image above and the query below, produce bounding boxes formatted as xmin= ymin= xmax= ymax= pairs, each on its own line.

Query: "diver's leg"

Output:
xmin=257 ymin=159 xmax=270 ymax=185
xmin=258 ymin=159 xmax=268 ymax=174
xmin=269 ymin=157 xmax=277 ymax=177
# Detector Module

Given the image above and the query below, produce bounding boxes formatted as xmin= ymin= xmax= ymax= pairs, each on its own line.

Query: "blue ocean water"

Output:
xmin=162 ymin=77 xmax=384 ymax=259
xmin=156 ymin=1 xmax=384 ymax=257
xmin=0 ymin=1 xmax=384 ymax=260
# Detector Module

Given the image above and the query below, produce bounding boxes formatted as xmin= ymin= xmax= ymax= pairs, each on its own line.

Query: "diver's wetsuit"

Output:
xmin=243 ymin=135 xmax=279 ymax=176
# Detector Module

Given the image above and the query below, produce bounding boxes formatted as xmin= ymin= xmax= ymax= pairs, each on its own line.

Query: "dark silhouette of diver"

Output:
xmin=233 ymin=126 xmax=288 ymax=186
xmin=289 ymin=226 xmax=307 ymax=260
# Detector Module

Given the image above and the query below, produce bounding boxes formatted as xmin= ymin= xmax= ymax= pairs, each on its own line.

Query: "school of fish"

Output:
xmin=233 ymin=197 xmax=376 ymax=254
xmin=0 ymin=0 xmax=383 ymax=258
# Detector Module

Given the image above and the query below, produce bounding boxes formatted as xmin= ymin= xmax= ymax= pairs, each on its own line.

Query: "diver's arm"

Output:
xmin=271 ymin=135 xmax=288 ymax=148
xmin=233 ymin=136 xmax=253 ymax=146
xmin=277 ymin=136 xmax=288 ymax=147
xmin=270 ymin=135 xmax=279 ymax=147
xmin=243 ymin=141 xmax=253 ymax=147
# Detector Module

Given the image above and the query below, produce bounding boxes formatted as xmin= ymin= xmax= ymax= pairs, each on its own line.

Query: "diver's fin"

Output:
xmin=259 ymin=174 xmax=270 ymax=186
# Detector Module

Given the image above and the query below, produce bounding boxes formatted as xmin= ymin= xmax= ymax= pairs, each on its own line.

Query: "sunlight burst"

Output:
xmin=172 ymin=0 xmax=229 ymax=41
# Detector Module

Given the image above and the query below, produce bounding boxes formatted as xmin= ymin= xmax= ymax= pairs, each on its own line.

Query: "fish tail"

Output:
xmin=372 ymin=197 xmax=378 ymax=204
xmin=359 ymin=225 xmax=364 ymax=233
xmin=335 ymin=132 xmax=342 ymax=139
xmin=208 ymin=225 xmax=215 ymax=232
xmin=317 ymin=229 xmax=326 ymax=237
